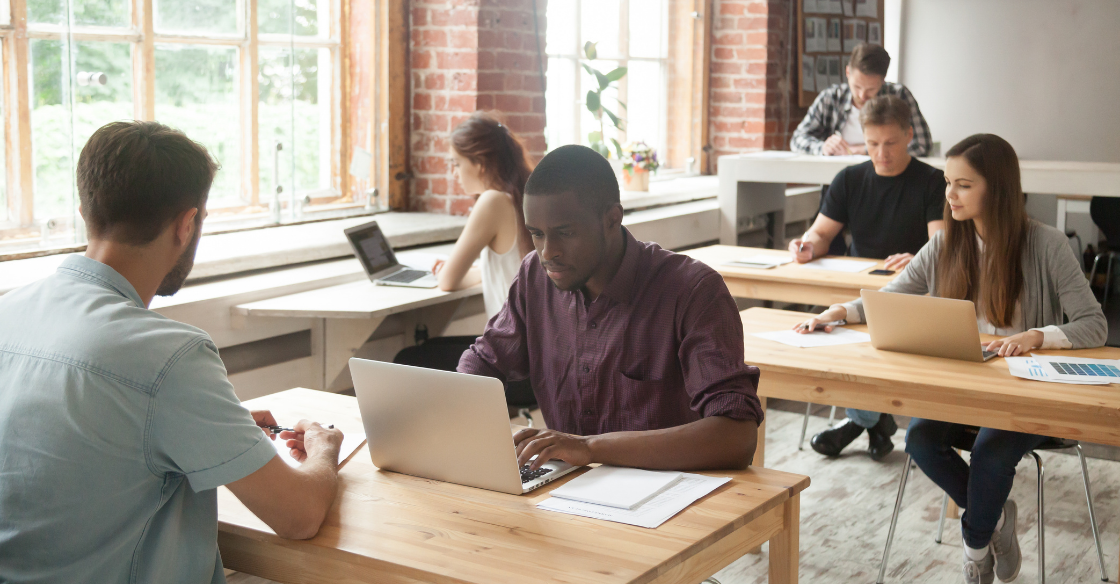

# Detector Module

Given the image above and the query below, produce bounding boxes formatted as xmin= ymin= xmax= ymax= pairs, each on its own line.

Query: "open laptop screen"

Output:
xmin=344 ymin=220 xmax=399 ymax=277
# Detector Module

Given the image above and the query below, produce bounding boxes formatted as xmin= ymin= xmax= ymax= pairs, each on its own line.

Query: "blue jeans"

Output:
xmin=846 ymin=408 xmax=883 ymax=428
xmin=905 ymin=419 xmax=1047 ymax=548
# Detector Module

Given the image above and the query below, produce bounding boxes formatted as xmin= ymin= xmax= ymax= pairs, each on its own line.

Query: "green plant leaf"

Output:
xmin=583 ymin=41 xmax=597 ymax=60
xmin=581 ymin=63 xmax=597 ymax=78
xmin=592 ymin=142 xmax=610 ymax=158
xmin=595 ymin=70 xmax=610 ymax=90
xmin=616 ymin=100 xmax=627 ymax=111
xmin=605 ymin=67 xmax=627 ymax=82
xmin=588 ymin=131 xmax=603 ymax=144
xmin=585 ymin=90 xmax=601 ymax=113
xmin=610 ymin=137 xmax=623 ymax=159
xmin=602 ymin=106 xmax=624 ymax=131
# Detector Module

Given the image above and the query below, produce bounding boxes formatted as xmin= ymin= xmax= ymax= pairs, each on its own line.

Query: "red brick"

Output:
xmin=449 ymin=196 xmax=475 ymax=216
xmin=413 ymin=93 xmax=432 ymax=111
xmin=423 ymin=73 xmax=445 ymax=90
xmin=415 ymin=29 xmax=448 ymax=48
xmin=436 ymin=51 xmax=478 ymax=69
xmin=447 ymin=93 xmax=477 ymax=112
xmin=450 ymin=28 xmax=478 ymax=49
xmin=416 ymin=155 xmax=449 ymax=174
xmin=411 ymin=50 xmax=433 ymax=69
xmin=476 ymin=94 xmax=494 ymax=109
xmin=412 ymin=7 xmax=428 ymax=26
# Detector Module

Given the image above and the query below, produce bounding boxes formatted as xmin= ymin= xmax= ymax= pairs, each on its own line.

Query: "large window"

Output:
xmin=0 ymin=0 xmax=349 ymax=254
xmin=545 ymin=0 xmax=670 ymax=165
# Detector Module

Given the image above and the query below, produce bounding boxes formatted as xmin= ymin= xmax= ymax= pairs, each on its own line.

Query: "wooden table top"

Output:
xmin=232 ymin=280 xmax=481 ymax=319
xmin=218 ymin=389 xmax=810 ymax=584
xmin=740 ymin=307 xmax=1120 ymax=446
xmin=681 ymin=245 xmax=898 ymax=305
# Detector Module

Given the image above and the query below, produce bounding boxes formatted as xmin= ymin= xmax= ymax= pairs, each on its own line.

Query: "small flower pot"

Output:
xmin=622 ymin=168 xmax=650 ymax=192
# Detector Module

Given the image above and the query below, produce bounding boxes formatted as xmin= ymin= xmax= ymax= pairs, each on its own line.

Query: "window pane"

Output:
xmin=545 ymin=57 xmax=576 ymax=149
xmin=580 ymin=0 xmax=620 ymax=58
xmin=624 ymin=60 xmax=664 ymax=155
xmin=155 ymin=0 xmax=237 ymax=35
xmin=155 ymin=45 xmax=240 ymax=206
xmin=30 ymin=0 xmax=129 ymax=26
xmin=259 ymin=0 xmax=327 ymax=37
xmin=628 ymin=0 xmax=665 ymax=59
xmin=30 ymin=39 xmax=76 ymax=223
xmin=545 ymin=0 xmax=577 ymax=56
xmin=259 ymin=47 xmax=332 ymax=204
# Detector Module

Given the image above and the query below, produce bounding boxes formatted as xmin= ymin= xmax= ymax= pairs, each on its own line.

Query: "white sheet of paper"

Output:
xmin=1005 ymin=357 xmax=1107 ymax=385
xmin=271 ymin=431 xmax=367 ymax=468
xmin=753 ymin=327 xmax=871 ymax=348
xmin=538 ymin=474 xmax=730 ymax=529
xmin=1027 ymin=354 xmax=1119 ymax=385
xmin=797 ymin=258 xmax=877 ymax=273
xmin=724 ymin=254 xmax=794 ymax=269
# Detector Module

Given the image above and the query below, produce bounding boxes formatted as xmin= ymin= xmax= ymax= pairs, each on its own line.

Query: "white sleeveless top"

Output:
xmin=480 ymin=241 xmax=523 ymax=318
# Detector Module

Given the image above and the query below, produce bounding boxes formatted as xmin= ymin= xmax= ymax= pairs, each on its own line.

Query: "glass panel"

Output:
xmin=545 ymin=0 xmax=577 ymax=56
xmin=259 ymin=46 xmax=331 ymax=209
xmin=579 ymin=0 xmax=620 ymax=59
xmin=154 ymin=0 xmax=237 ymax=35
xmin=259 ymin=0 xmax=326 ymax=36
xmin=30 ymin=0 xmax=129 ymax=26
xmin=624 ymin=60 xmax=663 ymax=155
xmin=29 ymin=39 xmax=76 ymax=223
xmin=545 ymin=57 xmax=576 ymax=149
xmin=72 ymin=42 xmax=133 ymax=157
xmin=154 ymin=45 xmax=240 ymax=206
xmin=628 ymin=0 xmax=665 ymax=59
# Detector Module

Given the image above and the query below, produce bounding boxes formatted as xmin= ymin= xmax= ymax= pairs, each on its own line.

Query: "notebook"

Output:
xmin=549 ymin=465 xmax=684 ymax=510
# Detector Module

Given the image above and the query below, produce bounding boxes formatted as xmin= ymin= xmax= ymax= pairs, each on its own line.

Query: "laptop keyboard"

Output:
xmin=520 ymin=464 xmax=553 ymax=484
xmin=380 ymin=269 xmax=429 ymax=284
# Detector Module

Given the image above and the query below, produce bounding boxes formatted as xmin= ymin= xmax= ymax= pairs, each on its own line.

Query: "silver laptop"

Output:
xmin=861 ymin=290 xmax=998 ymax=362
xmin=349 ymin=358 xmax=578 ymax=494
xmin=344 ymin=220 xmax=438 ymax=288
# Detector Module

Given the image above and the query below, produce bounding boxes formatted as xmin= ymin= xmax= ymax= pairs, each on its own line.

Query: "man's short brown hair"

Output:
xmin=850 ymin=43 xmax=890 ymax=77
xmin=77 ymin=121 xmax=219 ymax=245
xmin=859 ymin=95 xmax=911 ymax=131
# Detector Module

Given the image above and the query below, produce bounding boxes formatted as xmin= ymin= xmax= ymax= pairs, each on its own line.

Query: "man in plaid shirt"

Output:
xmin=791 ymin=43 xmax=932 ymax=157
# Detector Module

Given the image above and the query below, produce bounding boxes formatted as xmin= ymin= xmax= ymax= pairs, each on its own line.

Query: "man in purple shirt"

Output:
xmin=458 ymin=145 xmax=764 ymax=471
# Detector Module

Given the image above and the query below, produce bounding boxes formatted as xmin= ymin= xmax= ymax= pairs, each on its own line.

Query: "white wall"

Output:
xmin=897 ymin=0 xmax=1120 ymax=163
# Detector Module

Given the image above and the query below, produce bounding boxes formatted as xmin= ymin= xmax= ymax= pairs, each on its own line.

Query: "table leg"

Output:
xmin=753 ymin=397 xmax=767 ymax=468
xmin=769 ymin=494 xmax=800 ymax=584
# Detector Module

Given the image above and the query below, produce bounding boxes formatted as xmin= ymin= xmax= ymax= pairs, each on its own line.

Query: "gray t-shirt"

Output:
xmin=0 ymin=255 xmax=277 ymax=584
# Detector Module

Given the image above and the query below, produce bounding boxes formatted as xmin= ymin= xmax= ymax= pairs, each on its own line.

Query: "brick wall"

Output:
xmin=708 ymin=0 xmax=806 ymax=171
xmin=409 ymin=0 xmax=547 ymax=215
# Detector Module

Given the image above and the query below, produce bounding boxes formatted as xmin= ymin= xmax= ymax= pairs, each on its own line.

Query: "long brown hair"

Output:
xmin=937 ymin=134 xmax=1029 ymax=328
xmin=451 ymin=112 xmax=535 ymax=257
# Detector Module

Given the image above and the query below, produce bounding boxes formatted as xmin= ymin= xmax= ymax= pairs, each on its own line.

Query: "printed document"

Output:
xmin=724 ymin=255 xmax=794 ymax=269
xmin=550 ymin=466 xmax=683 ymax=510
xmin=753 ymin=327 xmax=871 ymax=348
xmin=538 ymin=473 xmax=730 ymax=529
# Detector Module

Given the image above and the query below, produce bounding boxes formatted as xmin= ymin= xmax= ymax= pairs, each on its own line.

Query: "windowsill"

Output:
xmin=620 ymin=174 xmax=717 ymax=212
xmin=0 ymin=212 xmax=467 ymax=296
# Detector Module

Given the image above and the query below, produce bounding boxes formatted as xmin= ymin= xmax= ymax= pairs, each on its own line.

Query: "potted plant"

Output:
xmin=620 ymin=141 xmax=659 ymax=191
xmin=581 ymin=42 xmax=626 ymax=159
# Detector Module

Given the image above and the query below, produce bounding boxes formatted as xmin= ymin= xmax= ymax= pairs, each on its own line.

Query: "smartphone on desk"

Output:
xmin=869 ymin=269 xmax=895 ymax=276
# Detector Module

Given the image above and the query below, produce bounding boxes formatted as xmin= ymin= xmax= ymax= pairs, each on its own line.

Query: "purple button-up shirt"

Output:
xmin=458 ymin=228 xmax=763 ymax=436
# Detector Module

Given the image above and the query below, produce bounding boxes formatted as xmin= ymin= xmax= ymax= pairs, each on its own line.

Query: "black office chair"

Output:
xmin=1089 ymin=197 xmax=1120 ymax=310
xmin=392 ymin=337 xmax=538 ymax=426
xmin=876 ymin=426 xmax=1107 ymax=583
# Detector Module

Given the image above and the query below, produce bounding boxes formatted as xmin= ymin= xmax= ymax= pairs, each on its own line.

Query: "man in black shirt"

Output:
xmin=788 ymin=95 xmax=945 ymax=461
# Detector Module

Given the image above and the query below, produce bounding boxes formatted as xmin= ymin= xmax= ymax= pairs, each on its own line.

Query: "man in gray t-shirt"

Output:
xmin=0 ymin=121 xmax=344 ymax=583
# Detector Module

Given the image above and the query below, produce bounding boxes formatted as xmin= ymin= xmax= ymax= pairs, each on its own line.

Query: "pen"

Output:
xmin=798 ymin=320 xmax=846 ymax=332
xmin=798 ymin=242 xmax=804 ymax=254
xmin=266 ymin=424 xmax=334 ymax=434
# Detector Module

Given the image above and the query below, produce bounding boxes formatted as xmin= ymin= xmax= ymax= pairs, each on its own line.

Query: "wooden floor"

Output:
xmin=227 ymin=406 xmax=1120 ymax=584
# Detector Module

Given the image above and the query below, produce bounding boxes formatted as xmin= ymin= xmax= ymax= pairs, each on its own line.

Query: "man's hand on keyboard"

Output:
xmin=514 ymin=428 xmax=591 ymax=470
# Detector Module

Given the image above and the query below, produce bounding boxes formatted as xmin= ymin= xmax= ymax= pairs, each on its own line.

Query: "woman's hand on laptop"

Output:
xmin=793 ymin=305 xmax=848 ymax=334
xmin=514 ymin=428 xmax=592 ymax=470
xmin=984 ymin=330 xmax=1044 ymax=357
xmin=278 ymin=420 xmax=344 ymax=464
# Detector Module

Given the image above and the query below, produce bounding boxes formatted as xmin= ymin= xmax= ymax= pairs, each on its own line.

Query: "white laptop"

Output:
xmin=349 ymin=358 xmax=579 ymax=494
xmin=861 ymin=290 xmax=998 ymax=362
xmin=344 ymin=220 xmax=438 ymax=288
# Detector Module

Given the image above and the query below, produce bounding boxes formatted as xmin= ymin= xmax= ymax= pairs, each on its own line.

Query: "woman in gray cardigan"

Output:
xmin=797 ymin=134 xmax=1106 ymax=584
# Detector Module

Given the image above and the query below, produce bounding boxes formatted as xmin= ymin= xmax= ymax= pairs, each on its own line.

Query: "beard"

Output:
xmin=155 ymin=227 xmax=201 ymax=297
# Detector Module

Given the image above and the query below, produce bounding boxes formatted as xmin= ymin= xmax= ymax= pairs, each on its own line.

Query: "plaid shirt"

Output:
xmin=790 ymin=82 xmax=933 ymax=156
xmin=458 ymin=228 xmax=764 ymax=436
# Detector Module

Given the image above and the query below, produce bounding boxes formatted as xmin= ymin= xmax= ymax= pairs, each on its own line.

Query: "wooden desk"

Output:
xmin=232 ymin=279 xmax=481 ymax=391
xmin=717 ymin=153 xmax=1120 ymax=246
xmin=682 ymin=245 xmax=897 ymax=306
xmin=219 ymin=389 xmax=811 ymax=584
